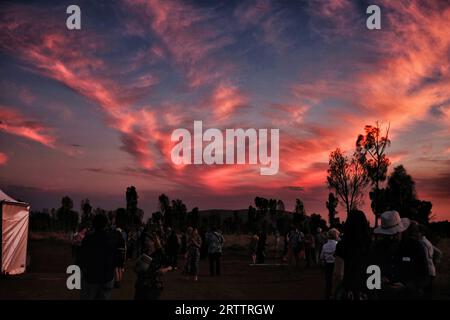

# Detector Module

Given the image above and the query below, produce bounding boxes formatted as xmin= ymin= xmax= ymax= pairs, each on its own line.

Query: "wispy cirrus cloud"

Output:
xmin=124 ymin=0 xmax=236 ymax=88
xmin=234 ymin=0 xmax=294 ymax=51
xmin=0 ymin=105 xmax=56 ymax=147
xmin=0 ymin=0 xmax=449 ymax=220
xmin=0 ymin=4 xmax=167 ymax=169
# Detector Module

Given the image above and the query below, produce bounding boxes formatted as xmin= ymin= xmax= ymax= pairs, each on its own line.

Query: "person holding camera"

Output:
xmin=134 ymin=233 xmax=172 ymax=300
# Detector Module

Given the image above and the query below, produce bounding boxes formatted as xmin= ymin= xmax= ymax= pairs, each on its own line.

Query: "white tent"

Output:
xmin=0 ymin=189 xmax=30 ymax=275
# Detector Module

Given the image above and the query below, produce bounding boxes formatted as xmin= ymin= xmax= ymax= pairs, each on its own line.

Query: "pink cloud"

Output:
xmin=209 ymin=83 xmax=248 ymax=120
xmin=125 ymin=0 xmax=235 ymax=88
xmin=0 ymin=152 xmax=7 ymax=165
xmin=0 ymin=106 xmax=56 ymax=147
xmin=289 ymin=0 xmax=450 ymax=157
xmin=234 ymin=0 xmax=292 ymax=50
xmin=307 ymin=0 xmax=357 ymax=39
xmin=0 ymin=5 xmax=168 ymax=169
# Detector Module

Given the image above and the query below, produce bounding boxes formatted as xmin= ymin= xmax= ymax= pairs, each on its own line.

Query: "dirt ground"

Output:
xmin=0 ymin=239 xmax=324 ymax=300
xmin=1 ymin=237 xmax=449 ymax=300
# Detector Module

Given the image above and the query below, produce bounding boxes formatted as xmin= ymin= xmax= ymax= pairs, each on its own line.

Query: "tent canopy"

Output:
xmin=1 ymin=188 xmax=30 ymax=275
xmin=0 ymin=189 xmax=18 ymax=203
xmin=0 ymin=189 xmax=28 ymax=206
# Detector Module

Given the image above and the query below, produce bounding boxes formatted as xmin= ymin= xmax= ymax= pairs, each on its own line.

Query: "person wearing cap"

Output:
xmin=320 ymin=228 xmax=340 ymax=299
xmin=372 ymin=210 xmax=428 ymax=299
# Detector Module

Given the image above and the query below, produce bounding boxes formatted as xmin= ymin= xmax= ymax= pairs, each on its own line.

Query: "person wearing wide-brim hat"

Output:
xmin=374 ymin=210 xmax=410 ymax=236
xmin=372 ymin=210 xmax=428 ymax=299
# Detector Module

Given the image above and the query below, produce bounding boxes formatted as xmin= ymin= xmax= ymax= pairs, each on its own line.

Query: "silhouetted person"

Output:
xmin=127 ymin=229 xmax=137 ymax=259
xmin=134 ymin=233 xmax=172 ymax=300
xmin=304 ymin=232 xmax=315 ymax=268
xmin=249 ymin=233 xmax=259 ymax=264
xmin=113 ymin=227 xmax=126 ymax=289
xmin=287 ymin=226 xmax=303 ymax=266
xmin=180 ymin=233 xmax=187 ymax=255
xmin=372 ymin=211 xmax=428 ymax=299
xmin=334 ymin=210 xmax=371 ymax=300
xmin=72 ymin=225 xmax=87 ymax=261
xmin=256 ymin=231 xmax=267 ymax=264
xmin=186 ymin=227 xmax=202 ymax=281
xmin=314 ymin=228 xmax=327 ymax=265
xmin=320 ymin=228 xmax=340 ymax=299
xmin=166 ymin=228 xmax=180 ymax=270
xmin=206 ymin=226 xmax=224 ymax=276
xmin=419 ymin=224 xmax=441 ymax=299
xmin=199 ymin=227 xmax=208 ymax=260
xmin=78 ymin=214 xmax=117 ymax=300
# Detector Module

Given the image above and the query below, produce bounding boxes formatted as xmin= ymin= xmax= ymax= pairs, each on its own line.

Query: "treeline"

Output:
xmin=29 ymin=122 xmax=448 ymax=237
xmin=29 ymin=190 xmax=328 ymax=236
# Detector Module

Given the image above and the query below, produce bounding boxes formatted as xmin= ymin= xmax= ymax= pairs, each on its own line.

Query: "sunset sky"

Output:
xmin=1 ymin=0 xmax=449 ymax=223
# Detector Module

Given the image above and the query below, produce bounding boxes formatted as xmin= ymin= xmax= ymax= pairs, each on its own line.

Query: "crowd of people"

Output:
xmin=319 ymin=210 xmax=442 ymax=300
xmin=72 ymin=215 xmax=225 ymax=300
xmin=71 ymin=209 xmax=442 ymax=300
xmin=246 ymin=209 xmax=443 ymax=300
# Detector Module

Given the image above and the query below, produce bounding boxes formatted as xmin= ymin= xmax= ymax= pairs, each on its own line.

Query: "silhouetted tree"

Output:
xmin=81 ymin=198 xmax=93 ymax=227
xmin=126 ymin=186 xmax=138 ymax=212
xmin=356 ymin=122 xmax=391 ymax=226
xmin=414 ymin=200 xmax=433 ymax=225
xmin=327 ymin=148 xmax=369 ymax=216
xmin=276 ymin=200 xmax=285 ymax=212
xmin=188 ymin=207 xmax=200 ymax=229
xmin=172 ymin=199 xmax=187 ymax=230
xmin=158 ymin=193 xmax=173 ymax=227
xmin=310 ymin=213 xmax=327 ymax=233
xmin=254 ymin=197 xmax=269 ymax=215
xmin=369 ymin=188 xmax=390 ymax=216
xmin=115 ymin=208 xmax=127 ymax=229
xmin=126 ymin=186 xmax=142 ymax=227
xmin=30 ymin=209 xmax=52 ymax=231
xmin=387 ymin=165 xmax=416 ymax=216
xmin=326 ymin=193 xmax=338 ymax=227
xmin=293 ymin=198 xmax=305 ymax=226
xmin=386 ymin=165 xmax=433 ymax=224
xmin=57 ymin=196 xmax=78 ymax=231
xmin=247 ymin=205 xmax=257 ymax=232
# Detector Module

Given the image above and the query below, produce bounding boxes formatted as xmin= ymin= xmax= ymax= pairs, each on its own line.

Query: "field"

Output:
xmin=0 ymin=233 xmax=449 ymax=300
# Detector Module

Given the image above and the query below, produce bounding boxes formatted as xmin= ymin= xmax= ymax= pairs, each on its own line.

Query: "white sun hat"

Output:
xmin=374 ymin=210 xmax=410 ymax=235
